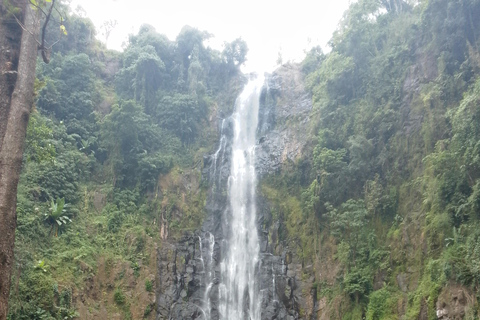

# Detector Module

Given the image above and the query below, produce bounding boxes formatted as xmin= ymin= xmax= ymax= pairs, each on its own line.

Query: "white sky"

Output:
xmin=70 ymin=0 xmax=353 ymax=73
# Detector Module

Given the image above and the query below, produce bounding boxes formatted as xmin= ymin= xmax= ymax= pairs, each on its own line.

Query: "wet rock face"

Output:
xmin=156 ymin=64 xmax=311 ymax=319
xmin=156 ymin=235 xmax=206 ymax=320
xmin=256 ymin=64 xmax=312 ymax=176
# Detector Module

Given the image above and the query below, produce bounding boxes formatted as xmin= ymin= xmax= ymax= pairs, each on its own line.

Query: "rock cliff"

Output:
xmin=156 ymin=63 xmax=313 ymax=320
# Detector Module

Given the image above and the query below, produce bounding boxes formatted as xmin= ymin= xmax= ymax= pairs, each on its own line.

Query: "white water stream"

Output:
xmin=217 ymin=77 xmax=264 ymax=320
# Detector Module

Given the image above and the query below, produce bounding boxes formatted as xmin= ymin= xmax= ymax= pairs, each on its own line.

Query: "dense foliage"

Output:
xmin=8 ymin=0 xmax=480 ymax=319
xmin=7 ymin=3 xmax=246 ymax=318
xmin=259 ymin=0 xmax=480 ymax=318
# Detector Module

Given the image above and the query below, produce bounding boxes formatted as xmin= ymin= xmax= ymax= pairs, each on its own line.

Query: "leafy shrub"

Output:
xmin=343 ymin=267 xmax=372 ymax=303
xmin=145 ymin=279 xmax=153 ymax=292
xmin=104 ymin=204 xmax=123 ymax=233
xmin=114 ymin=288 xmax=126 ymax=305
xmin=144 ymin=304 xmax=152 ymax=317
xmin=366 ymin=287 xmax=400 ymax=320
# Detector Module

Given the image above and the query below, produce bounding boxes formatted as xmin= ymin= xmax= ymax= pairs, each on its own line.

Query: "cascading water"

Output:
xmin=203 ymin=232 xmax=215 ymax=319
xmin=217 ymin=76 xmax=264 ymax=320
xmin=158 ymin=68 xmax=304 ymax=320
xmin=199 ymin=74 xmax=297 ymax=320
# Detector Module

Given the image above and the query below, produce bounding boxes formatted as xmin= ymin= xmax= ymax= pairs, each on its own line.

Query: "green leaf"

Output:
xmin=60 ymin=25 xmax=67 ymax=36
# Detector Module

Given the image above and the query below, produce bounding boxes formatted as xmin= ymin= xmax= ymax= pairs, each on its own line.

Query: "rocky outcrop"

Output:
xmin=401 ymin=47 xmax=438 ymax=136
xmin=156 ymin=234 xmax=206 ymax=320
xmin=257 ymin=63 xmax=312 ymax=176
xmin=436 ymin=285 xmax=471 ymax=320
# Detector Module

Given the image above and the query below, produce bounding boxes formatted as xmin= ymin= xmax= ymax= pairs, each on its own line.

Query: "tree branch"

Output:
xmin=28 ymin=1 xmax=48 ymax=18
xmin=12 ymin=0 xmax=60 ymax=63
xmin=39 ymin=0 xmax=55 ymax=64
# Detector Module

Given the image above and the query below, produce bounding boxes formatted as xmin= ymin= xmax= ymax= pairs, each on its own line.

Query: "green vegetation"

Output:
xmin=261 ymin=0 xmax=480 ymax=318
xmin=7 ymin=3 xmax=245 ymax=319
xmin=7 ymin=0 xmax=480 ymax=318
xmin=145 ymin=279 xmax=153 ymax=292
xmin=44 ymin=198 xmax=71 ymax=237
xmin=113 ymin=288 xmax=126 ymax=306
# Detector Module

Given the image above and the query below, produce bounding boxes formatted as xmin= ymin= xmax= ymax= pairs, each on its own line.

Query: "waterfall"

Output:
xmin=203 ymin=232 xmax=215 ymax=319
xmin=159 ymin=69 xmax=304 ymax=320
xmin=217 ymin=76 xmax=264 ymax=320
xmin=157 ymin=67 xmax=306 ymax=320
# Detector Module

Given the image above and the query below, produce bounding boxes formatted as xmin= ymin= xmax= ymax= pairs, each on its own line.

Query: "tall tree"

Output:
xmin=0 ymin=1 xmax=41 ymax=318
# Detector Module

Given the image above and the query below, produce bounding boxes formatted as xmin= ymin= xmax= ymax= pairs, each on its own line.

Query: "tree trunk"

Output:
xmin=0 ymin=1 xmax=23 ymax=149
xmin=0 ymin=1 xmax=40 ymax=318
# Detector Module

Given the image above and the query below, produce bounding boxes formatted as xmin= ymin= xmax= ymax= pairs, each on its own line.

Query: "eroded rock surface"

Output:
xmin=257 ymin=64 xmax=312 ymax=176
xmin=436 ymin=285 xmax=470 ymax=320
xmin=156 ymin=234 xmax=205 ymax=320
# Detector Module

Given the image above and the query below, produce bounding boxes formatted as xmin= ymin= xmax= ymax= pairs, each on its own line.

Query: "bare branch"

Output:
xmin=46 ymin=39 xmax=60 ymax=50
xmin=34 ymin=1 xmax=65 ymax=28
xmin=28 ymin=0 xmax=48 ymax=18
xmin=39 ymin=0 xmax=56 ymax=64
xmin=13 ymin=1 xmax=59 ymax=63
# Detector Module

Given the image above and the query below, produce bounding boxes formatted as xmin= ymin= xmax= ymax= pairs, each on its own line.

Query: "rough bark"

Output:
xmin=0 ymin=1 xmax=23 ymax=150
xmin=0 ymin=2 xmax=40 ymax=319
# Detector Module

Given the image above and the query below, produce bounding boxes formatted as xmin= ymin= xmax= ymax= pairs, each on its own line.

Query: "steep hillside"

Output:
xmin=7 ymin=4 xmax=246 ymax=319
xmin=260 ymin=0 xmax=480 ymax=319
xmin=8 ymin=0 xmax=480 ymax=319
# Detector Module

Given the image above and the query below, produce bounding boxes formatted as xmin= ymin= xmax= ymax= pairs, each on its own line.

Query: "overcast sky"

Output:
xmin=70 ymin=0 xmax=353 ymax=72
